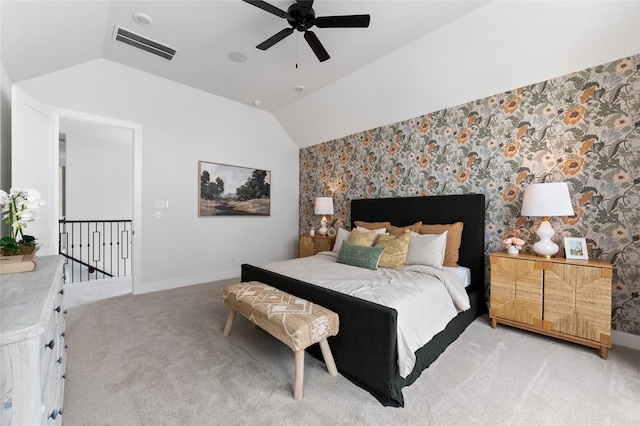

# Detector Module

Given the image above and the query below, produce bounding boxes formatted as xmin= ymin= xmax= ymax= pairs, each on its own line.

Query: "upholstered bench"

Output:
xmin=222 ymin=281 xmax=340 ymax=400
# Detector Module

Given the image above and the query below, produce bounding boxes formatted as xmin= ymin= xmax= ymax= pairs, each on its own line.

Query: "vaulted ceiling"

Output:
xmin=1 ymin=1 xmax=490 ymax=113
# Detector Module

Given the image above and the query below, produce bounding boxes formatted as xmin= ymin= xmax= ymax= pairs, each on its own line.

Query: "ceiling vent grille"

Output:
xmin=112 ymin=26 xmax=177 ymax=61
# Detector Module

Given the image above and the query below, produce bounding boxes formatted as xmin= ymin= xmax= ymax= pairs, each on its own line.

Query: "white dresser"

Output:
xmin=1 ymin=256 xmax=67 ymax=425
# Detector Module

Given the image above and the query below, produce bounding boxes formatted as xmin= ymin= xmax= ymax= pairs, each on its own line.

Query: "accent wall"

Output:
xmin=299 ymin=54 xmax=640 ymax=336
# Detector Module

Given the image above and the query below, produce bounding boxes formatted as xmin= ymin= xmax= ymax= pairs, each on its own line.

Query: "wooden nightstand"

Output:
xmin=298 ymin=234 xmax=335 ymax=258
xmin=489 ymin=251 xmax=612 ymax=359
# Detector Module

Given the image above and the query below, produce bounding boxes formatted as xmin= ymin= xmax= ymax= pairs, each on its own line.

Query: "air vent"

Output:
xmin=112 ymin=26 xmax=177 ymax=61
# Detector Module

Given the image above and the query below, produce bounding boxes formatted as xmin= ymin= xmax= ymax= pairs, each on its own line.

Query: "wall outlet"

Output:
xmin=155 ymin=211 xmax=161 ymax=219
xmin=155 ymin=200 xmax=169 ymax=209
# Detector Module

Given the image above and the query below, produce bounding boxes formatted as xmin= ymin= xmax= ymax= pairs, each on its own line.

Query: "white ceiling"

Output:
xmin=1 ymin=0 xmax=490 ymax=113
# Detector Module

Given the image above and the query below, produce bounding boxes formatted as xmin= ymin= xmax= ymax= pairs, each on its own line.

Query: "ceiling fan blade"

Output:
xmin=313 ymin=15 xmax=370 ymax=28
xmin=304 ymin=30 xmax=330 ymax=62
xmin=256 ymin=28 xmax=294 ymax=50
xmin=241 ymin=0 xmax=288 ymax=19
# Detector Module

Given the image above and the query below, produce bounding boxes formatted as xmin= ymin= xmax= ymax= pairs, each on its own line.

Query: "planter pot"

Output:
xmin=1 ymin=245 xmax=37 ymax=257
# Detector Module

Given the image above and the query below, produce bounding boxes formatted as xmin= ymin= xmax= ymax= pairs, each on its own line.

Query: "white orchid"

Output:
xmin=0 ymin=187 xmax=45 ymax=251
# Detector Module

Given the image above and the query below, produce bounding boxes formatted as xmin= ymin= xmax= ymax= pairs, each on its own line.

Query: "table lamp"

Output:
xmin=314 ymin=197 xmax=334 ymax=236
xmin=520 ymin=182 xmax=574 ymax=257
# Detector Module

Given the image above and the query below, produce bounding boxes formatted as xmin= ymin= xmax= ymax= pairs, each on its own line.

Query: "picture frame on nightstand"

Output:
xmin=564 ymin=237 xmax=588 ymax=259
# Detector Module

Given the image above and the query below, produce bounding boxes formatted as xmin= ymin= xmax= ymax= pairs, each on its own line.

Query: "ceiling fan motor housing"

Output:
xmin=243 ymin=0 xmax=370 ymax=62
xmin=287 ymin=3 xmax=315 ymax=32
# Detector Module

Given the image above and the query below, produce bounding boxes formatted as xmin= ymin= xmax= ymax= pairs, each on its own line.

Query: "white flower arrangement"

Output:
xmin=0 ymin=188 xmax=45 ymax=252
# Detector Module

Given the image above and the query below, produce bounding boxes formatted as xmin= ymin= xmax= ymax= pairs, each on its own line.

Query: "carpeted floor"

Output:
xmin=62 ymin=280 xmax=640 ymax=425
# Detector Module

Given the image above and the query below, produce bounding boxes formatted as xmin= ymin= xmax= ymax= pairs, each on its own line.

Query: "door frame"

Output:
xmin=57 ymin=108 xmax=142 ymax=293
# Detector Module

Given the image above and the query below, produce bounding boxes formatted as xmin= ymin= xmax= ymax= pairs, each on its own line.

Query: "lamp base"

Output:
xmin=532 ymin=219 xmax=560 ymax=257
xmin=318 ymin=216 xmax=328 ymax=236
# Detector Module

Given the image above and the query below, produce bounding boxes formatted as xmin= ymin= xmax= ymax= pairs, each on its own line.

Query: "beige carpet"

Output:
xmin=62 ymin=280 xmax=640 ymax=425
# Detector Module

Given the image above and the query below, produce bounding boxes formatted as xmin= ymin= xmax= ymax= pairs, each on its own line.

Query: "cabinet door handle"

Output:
xmin=61 ymin=331 xmax=66 ymax=338
xmin=45 ymin=340 xmax=55 ymax=350
xmin=48 ymin=409 xmax=58 ymax=420
xmin=62 ymin=373 xmax=66 ymax=380
xmin=55 ymin=305 xmax=61 ymax=313
xmin=57 ymin=357 xmax=63 ymax=364
xmin=59 ymin=288 xmax=65 ymax=295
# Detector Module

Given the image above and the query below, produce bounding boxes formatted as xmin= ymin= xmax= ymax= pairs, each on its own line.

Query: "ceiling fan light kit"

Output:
xmin=243 ymin=0 xmax=370 ymax=62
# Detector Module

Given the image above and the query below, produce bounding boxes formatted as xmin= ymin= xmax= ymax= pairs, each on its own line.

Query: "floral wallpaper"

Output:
xmin=299 ymin=54 xmax=640 ymax=336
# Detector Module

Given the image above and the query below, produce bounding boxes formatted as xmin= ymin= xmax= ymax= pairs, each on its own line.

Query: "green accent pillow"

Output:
xmin=337 ymin=241 xmax=385 ymax=270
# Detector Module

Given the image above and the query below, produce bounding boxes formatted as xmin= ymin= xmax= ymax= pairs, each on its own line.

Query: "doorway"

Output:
xmin=58 ymin=114 xmax=141 ymax=305
xmin=58 ymin=118 xmax=134 ymax=304
xmin=11 ymin=87 xmax=142 ymax=301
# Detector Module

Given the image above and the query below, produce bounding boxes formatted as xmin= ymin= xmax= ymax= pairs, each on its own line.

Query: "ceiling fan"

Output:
xmin=242 ymin=0 xmax=370 ymax=62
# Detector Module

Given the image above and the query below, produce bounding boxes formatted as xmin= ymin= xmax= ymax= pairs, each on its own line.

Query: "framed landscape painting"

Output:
xmin=198 ymin=161 xmax=271 ymax=216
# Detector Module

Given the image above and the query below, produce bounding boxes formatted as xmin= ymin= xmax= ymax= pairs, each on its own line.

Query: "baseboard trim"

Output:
xmin=612 ymin=329 xmax=640 ymax=351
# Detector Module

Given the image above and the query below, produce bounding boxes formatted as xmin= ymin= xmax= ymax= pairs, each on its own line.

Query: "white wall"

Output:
xmin=0 ymin=62 xmax=11 ymax=200
xmin=18 ymin=59 xmax=299 ymax=294
xmin=65 ymin=133 xmax=133 ymax=220
xmin=276 ymin=0 xmax=640 ymax=148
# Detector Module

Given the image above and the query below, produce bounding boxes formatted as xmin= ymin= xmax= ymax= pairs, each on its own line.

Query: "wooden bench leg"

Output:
xmin=319 ymin=339 xmax=338 ymax=376
xmin=222 ymin=308 xmax=236 ymax=337
xmin=294 ymin=349 xmax=304 ymax=400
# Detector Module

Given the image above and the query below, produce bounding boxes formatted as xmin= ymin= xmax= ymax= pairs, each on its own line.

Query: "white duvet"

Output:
xmin=261 ymin=251 xmax=471 ymax=378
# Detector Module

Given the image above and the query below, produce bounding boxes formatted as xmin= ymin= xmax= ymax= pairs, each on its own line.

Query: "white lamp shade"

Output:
xmin=314 ymin=197 xmax=334 ymax=215
xmin=521 ymin=182 xmax=574 ymax=217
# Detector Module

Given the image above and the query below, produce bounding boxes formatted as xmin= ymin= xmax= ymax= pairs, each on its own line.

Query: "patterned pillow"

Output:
xmin=337 ymin=241 xmax=385 ymax=270
xmin=373 ymin=232 xmax=412 ymax=268
xmin=347 ymin=229 xmax=378 ymax=247
xmin=387 ymin=221 xmax=423 ymax=236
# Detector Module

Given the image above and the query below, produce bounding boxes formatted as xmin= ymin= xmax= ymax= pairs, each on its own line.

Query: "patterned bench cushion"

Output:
xmin=222 ymin=281 xmax=339 ymax=351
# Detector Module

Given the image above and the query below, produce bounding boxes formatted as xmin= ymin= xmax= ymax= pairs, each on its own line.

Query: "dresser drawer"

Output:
xmin=1 ymin=256 xmax=66 ymax=425
xmin=42 ymin=353 xmax=65 ymax=424
xmin=40 ymin=291 xmax=64 ymax=390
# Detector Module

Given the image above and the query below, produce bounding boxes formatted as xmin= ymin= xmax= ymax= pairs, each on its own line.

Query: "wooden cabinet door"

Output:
xmin=490 ymin=256 xmax=543 ymax=326
xmin=543 ymin=263 xmax=612 ymax=344
xmin=299 ymin=236 xmax=315 ymax=258
xmin=299 ymin=235 xmax=335 ymax=258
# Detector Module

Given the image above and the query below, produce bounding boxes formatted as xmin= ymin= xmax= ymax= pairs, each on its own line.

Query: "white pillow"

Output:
xmin=332 ymin=227 xmax=351 ymax=252
xmin=356 ymin=226 xmax=387 ymax=234
xmin=405 ymin=231 xmax=448 ymax=269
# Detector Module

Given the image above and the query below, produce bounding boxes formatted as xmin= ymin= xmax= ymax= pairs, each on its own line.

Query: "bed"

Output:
xmin=241 ymin=194 xmax=486 ymax=407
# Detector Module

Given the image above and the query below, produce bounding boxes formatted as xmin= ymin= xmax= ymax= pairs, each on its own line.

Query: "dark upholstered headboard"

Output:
xmin=350 ymin=194 xmax=486 ymax=290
